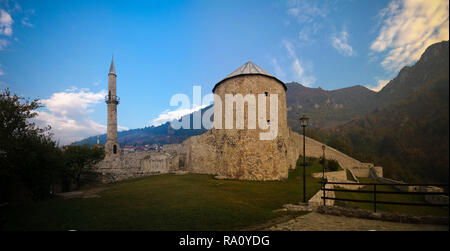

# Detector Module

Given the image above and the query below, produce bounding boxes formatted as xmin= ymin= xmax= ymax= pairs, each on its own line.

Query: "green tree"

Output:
xmin=0 ymin=89 xmax=64 ymax=201
xmin=63 ymin=145 xmax=104 ymax=189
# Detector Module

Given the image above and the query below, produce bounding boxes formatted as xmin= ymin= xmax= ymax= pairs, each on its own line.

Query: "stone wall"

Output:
xmin=286 ymin=129 xmax=380 ymax=178
xmin=96 ymin=151 xmax=179 ymax=182
xmin=311 ymin=170 xmax=346 ymax=181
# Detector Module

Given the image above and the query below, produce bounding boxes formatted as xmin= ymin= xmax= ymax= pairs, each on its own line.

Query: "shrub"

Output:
xmin=327 ymin=159 xmax=341 ymax=171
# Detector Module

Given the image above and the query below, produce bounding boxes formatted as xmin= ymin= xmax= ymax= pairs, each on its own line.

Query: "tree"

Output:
xmin=63 ymin=145 xmax=104 ymax=189
xmin=0 ymin=89 xmax=64 ymax=201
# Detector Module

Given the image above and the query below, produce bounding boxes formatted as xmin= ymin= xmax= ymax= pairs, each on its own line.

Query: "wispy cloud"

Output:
xmin=35 ymin=88 xmax=128 ymax=145
xmin=286 ymin=0 xmax=331 ymax=44
xmin=366 ymin=79 xmax=390 ymax=92
xmin=21 ymin=16 xmax=32 ymax=27
xmin=0 ymin=38 xmax=7 ymax=50
xmin=283 ymin=40 xmax=316 ymax=86
xmin=287 ymin=0 xmax=328 ymax=23
xmin=270 ymin=58 xmax=286 ymax=79
xmin=371 ymin=0 xmax=449 ymax=72
xmin=0 ymin=9 xmax=13 ymax=36
xmin=331 ymin=27 xmax=355 ymax=56
xmin=151 ymin=104 xmax=208 ymax=127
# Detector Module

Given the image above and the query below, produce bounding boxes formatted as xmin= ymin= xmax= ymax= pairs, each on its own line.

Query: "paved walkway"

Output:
xmin=266 ymin=212 xmax=448 ymax=231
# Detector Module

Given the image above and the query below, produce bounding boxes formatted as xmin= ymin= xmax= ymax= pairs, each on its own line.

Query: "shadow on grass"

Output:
xmin=0 ymin=158 xmax=324 ymax=231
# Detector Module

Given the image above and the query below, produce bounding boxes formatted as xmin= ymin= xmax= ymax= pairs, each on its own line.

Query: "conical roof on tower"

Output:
xmin=109 ymin=56 xmax=116 ymax=75
xmin=212 ymin=61 xmax=286 ymax=92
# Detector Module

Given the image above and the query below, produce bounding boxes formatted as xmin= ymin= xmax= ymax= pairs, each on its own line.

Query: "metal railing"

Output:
xmin=105 ymin=95 xmax=120 ymax=104
xmin=319 ymin=181 xmax=449 ymax=212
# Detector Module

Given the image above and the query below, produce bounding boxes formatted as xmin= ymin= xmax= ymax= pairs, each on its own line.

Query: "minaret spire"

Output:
xmin=105 ymin=55 xmax=120 ymax=158
xmin=109 ymin=55 xmax=116 ymax=75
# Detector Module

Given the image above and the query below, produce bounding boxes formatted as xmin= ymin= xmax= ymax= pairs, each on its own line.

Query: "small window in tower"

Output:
xmin=267 ymin=120 xmax=270 ymax=125
xmin=265 ymin=92 xmax=268 ymax=96
xmin=113 ymin=145 xmax=117 ymax=154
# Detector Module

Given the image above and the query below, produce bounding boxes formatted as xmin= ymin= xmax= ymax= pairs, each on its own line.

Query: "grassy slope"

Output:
xmin=334 ymin=178 xmax=448 ymax=217
xmin=0 ymin=159 xmax=324 ymax=231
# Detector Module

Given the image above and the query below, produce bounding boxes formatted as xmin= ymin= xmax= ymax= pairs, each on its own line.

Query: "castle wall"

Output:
xmin=96 ymin=151 xmax=179 ymax=182
xmin=286 ymin=129 xmax=377 ymax=173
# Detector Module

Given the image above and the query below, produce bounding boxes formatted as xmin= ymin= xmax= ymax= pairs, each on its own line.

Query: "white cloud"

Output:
xmin=366 ymin=79 xmax=390 ymax=92
xmin=21 ymin=16 xmax=32 ymax=27
xmin=270 ymin=58 xmax=286 ymax=78
xmin=283 ymin=40 xmax=316 ymax=86
xmin=0 ymin=9 xmax=13 ymax=36
xmin=371 ymin=0 xmax=449 ymax=72
xmin=287 ymin=8 xmax=300 ymax=17
xmin=151 ymin=104 xmax=208 ymax=127
xmin=331 ymin=28 xmax=355 ymax=56
xmin=287 ymin=0 xmax=328 ymax=23
xmin=298 ymin=23 xmax=321 ymax=43
xmin=285 ymin=1 xmax=332 ymax=45
xmin=34 ymin=88 xmax=128 ymax=145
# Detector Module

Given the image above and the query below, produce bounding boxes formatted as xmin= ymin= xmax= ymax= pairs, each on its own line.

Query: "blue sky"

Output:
xmin=0 ymin=0 xmax=448 ymax=144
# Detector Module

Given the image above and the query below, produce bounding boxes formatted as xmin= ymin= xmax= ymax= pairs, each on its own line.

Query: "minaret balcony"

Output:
xmin=105 ymin=95 xmax=120 ymax=104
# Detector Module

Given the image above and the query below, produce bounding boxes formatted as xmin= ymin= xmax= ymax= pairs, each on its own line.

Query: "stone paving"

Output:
xmin=266 ymin=212 xmax=448 ymax=231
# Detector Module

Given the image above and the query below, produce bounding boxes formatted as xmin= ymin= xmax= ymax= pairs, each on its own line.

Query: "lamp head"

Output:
xmin=300 ymin=115 xmax=309 ymax=127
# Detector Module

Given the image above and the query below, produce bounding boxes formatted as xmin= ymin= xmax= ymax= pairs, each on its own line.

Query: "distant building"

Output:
xmin=122 ymin=146 xmax=135 ymax=153
xmin=93 ymin=135 xmax=104 ymax=149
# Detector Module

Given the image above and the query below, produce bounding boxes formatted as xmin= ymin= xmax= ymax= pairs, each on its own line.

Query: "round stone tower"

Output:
xmin=211 ymin=61 xmax=290 ymax=180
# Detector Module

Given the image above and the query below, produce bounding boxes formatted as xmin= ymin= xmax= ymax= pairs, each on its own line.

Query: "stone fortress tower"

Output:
xmin=181 ymin=61 xmax=295 ymax=180
xmin=104 ymin=57 xmax=121 ymax=158
xmin=212 ymin=61 xmax=290 ymax=180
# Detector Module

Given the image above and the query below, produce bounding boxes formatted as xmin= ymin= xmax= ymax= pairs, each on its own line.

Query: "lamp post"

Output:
xmin=300 ymin=115 xmax=309 ymax=203
xmin=322 ymin=145 xmax=326 ymax=180
xmin=322 ymin=144 xmax=326 ymax=206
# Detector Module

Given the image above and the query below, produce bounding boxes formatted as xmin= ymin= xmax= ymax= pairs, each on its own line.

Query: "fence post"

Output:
xmin=373 ymin=184 xmax=377 ymax=212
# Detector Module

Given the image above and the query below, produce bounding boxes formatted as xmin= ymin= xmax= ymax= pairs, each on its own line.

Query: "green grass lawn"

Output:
xmin=0 ymin=158 xmax=324 ymax=231
xmin=334 ymin=178 xmax=449 ymax=217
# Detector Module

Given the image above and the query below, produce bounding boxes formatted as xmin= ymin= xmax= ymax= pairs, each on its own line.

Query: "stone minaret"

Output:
xmin=104 ymin=57 xmax=120 ymax=157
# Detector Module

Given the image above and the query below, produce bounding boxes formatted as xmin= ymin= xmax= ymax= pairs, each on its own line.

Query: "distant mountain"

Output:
xmin=377 ymin=41 xmax=450 ymax=107
xmin=75 ymin=106 xmax=211 ymax=146
xmin=286 ymin=83 xmax=378 ymax=129
xmin=286 ymin=42 xmax=450 ymax=130
xmin=319 ymin=40 xmax=449 ymax=183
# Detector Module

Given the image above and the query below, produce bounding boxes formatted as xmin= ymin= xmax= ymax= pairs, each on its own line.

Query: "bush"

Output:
xmin=63 ymin=145 xmax=105 ymax=190
xmin=327 ymin=159 xmax=341 ymax=171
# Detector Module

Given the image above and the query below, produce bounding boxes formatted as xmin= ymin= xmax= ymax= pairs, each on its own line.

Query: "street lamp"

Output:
xmin=322 ymin=144 xmax=326 ymax=206
xmin=300 ymin=115 xmax=309 ymax=203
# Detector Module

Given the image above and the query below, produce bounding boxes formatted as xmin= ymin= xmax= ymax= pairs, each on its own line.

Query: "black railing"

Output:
xmin=105 ymin=95 xmax=120 ymax=104
xmin=319 ymin=181 xmax=449 ymax=212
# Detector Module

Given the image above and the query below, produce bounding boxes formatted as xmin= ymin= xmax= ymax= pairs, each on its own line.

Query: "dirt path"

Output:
xmin=266 ymin=212 xmax=448 ymax=231
xmin=55 ymin=186 xmax=109 ymax=199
